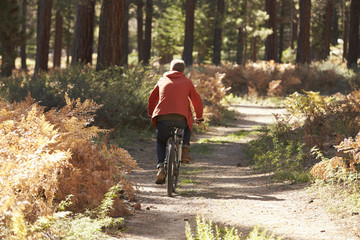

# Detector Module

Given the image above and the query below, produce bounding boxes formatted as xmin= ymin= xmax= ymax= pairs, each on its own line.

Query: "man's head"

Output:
xmin=170 ymin=59 xmax=185 ymax=72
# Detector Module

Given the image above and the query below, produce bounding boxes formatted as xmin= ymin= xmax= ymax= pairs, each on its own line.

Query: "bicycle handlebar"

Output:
xmin=195 ymin=118 xmax=204 ymax=124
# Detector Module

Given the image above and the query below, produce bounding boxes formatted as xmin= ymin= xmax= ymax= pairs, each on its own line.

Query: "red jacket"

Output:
xmin=148 ymin=70 xmax=203 ymax=131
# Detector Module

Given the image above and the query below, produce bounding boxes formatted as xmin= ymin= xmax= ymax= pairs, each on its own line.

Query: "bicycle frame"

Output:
xmin=165 ymin=127 xmax=183 ymax=197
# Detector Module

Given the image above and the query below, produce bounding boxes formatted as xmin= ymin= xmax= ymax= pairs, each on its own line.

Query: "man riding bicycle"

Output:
xmin=148 ymin=59 xmax=203 ymax=184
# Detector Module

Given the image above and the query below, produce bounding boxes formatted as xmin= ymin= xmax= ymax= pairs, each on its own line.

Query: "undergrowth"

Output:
xmin=185 ymin=215 xmax=282 ymax=240
xmin=0 ymin=95 xmax=139 ymax=238
xmin=29 ymin=185 xmax=125 ymax=239
xmin=245 ymin=90 xmax=360 ymax=183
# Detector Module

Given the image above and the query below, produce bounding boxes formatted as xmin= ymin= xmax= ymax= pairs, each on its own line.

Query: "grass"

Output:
xmin=182 ymin=168 xmax=202 ymax=175
xmin=182 ymin=178 xmax=200 ymax=185
xmin=196 ymin=129 xmax=261 ymax=144
xmin=102 ymin=127 xmax=154 ymax=147
xmin=186 ymin=215 xmax=282 ymax=240
xmin=308 ymin=181 xmax=360 ymax=216
xmin=179 ymin=190 xmax=198 ymax=196
xmin=191 ymin=144 xmax=213 ymax=155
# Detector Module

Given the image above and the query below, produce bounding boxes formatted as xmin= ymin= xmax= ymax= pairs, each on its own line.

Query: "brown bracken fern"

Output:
xmin=0 ymin=94 xmax=139 ymax=230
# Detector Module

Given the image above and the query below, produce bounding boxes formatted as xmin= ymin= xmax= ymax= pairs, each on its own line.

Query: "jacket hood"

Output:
xmin=163 ymin=70 xmax=184 ymax=78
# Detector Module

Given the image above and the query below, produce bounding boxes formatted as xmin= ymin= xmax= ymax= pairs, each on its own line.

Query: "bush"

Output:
xmin=0 ymin=63 xmax=160 ymax=131
xmin=245 ymin=121 xmax=308 ymax=182
xmin=0 ymin=95 xmax=139 ymax=238
xmin=185 ymin=215 xmax=281 ymax=240
xmin=185 ymin=216 xmax=240 ymax=240
xmin=247 ymin=90 xmax=360 ymax=182
xmin=195 ymin=61 xmax=356 ymax=98
xmin=189 ymin=68 xmax=229 ymax=123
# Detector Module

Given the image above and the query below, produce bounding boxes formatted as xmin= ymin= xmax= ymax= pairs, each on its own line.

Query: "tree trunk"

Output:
xmin=53 ymin=10 xmax=63 ymax=68
xmin=251 ymin=37 xmax=257 ymax=62
xmin=71 ymin=0 xmax=95 ymax=65
xmin=331 ymin=5 xmax=339 ymax=45
xmin=296 ymin=0 xmax=311 ymax=64
xmin=96 ymin=0 xmax=125 ymax=71
xmin=20 ymin=0 xmax=27 ymax=71
xmin=1 ymin=43 xmax=16 ymax=77
xmin=278 ymin=0 xmax=285 ymax=63
xmin=347 ymin=0 xmax=360 ymax=69
xmin=137 ymin=0 xmax=143 ymax=63
xmin=322 ymin=0 xmax=333 ymax=60
xmin=122 ymin=0 xmax=129 ymax=66
xmin=182 ymin=0 xmax=195 ymax=66
xmin=343 ymin=2 xmax=349 ymax=61
xmin=236 ymin=27 xmax=244 ymax=65
xmin=290 ymin=0 xmax=298 ymax=49
xmin=35 ymin=0 xmax=52 ymax=74
xmin=143 ymin=0 xmax=152 ymax=65
xmin=265 ymin=0 xmax=277 ymax=61
xmin=213 ymin=0 xmax=224 ymax=66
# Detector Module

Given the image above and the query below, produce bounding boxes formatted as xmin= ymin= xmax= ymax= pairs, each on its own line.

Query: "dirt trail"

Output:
xmin=120 ymin=104 xmax=359 ymax=240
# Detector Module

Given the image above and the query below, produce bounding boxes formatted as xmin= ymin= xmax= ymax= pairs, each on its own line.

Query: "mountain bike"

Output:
xmin=164 ymin=119 xmax=203 ymax=197
xmin=164 ymin=126 xmax=183 ymax=197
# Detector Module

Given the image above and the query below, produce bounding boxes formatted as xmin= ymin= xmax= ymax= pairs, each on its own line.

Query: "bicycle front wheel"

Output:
xmin=166 ymin=142 xmax=175 ymax=197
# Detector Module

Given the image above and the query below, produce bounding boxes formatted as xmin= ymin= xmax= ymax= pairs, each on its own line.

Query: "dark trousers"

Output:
xmin=156 ymin=120 xmax=191 ymax=168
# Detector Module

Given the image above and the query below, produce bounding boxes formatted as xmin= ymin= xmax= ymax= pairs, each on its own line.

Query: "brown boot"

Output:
xmin=155 ymin=166 xmax=165 ymax=184
xmin=182 ymin=148 xmax=192 ymax=163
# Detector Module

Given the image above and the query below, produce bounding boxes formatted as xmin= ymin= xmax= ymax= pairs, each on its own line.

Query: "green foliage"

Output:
xmin=191 ymin=144 xmax=213 ymax=155
xmin=185 ymin=216 xmax=281 ymax=240
xmin=194 ymin=0 xmax=214 ymax=63
xmin=247 ymin=226 xmax=282 ymax=240
xmin=186 ymin=216 xmax=240 ymax=240
xmin=29 ymin=185 xmax=125 ymax=239
xmin=153 ymin=1 xmax=184 ymax=63
xmin=245 ymin=120 xmax=308 ymax=182
xmin=94 ymin=64 xmax=157 ymax=129
xmin=58 ymin=194 xmax=74 ymax=211
xmin=281 ymin=47 xmax=296 ymax=64
xmin=96 ymin=185 xmax=123 ymax=219
xmin=285 ymin=91 xmax=335 ymax=121
xmin=0 ymin=63 xmax=159 ymax=131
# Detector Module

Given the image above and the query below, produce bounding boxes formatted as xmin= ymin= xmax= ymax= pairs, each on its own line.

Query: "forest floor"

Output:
xmin=119 ymin=103 xmax=360 ymax=240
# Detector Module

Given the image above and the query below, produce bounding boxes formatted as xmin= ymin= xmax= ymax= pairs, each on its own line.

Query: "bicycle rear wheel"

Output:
xmin=166 ymin=142 xmax=175 ymax=197
xmin=172 ymin=144 xmax=181 ymax=191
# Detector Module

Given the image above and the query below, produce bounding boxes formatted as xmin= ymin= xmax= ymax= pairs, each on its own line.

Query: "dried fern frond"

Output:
xmin=0 ymin=94 xmax=139 ymax=228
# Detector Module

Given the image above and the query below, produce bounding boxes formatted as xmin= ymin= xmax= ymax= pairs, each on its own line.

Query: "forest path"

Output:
xmin=120 ymin=104 xmax=358 ymax=240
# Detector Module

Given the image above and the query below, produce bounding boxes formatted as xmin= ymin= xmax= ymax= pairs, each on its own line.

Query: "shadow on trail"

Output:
xmin=175 ymin=138 xmax=308 ymax=201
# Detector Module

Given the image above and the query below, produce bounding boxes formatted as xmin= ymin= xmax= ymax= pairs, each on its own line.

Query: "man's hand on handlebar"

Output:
xmin=195 ymin=118 xmax=204 ymax=124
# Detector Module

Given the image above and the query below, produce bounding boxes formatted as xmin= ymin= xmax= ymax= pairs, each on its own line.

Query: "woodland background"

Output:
xmin=1 ymin=0 xmax=360 ymax=239
xmin=0 ymin=0 xmax=360 ymax=74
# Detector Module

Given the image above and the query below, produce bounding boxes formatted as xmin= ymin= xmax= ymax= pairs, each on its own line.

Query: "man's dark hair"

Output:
xmin=170 ymin=59 xmax=185 ymax=72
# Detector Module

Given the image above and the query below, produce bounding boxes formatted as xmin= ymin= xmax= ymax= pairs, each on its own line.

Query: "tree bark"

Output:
xmin=343 ymin=1 xmax=349 ymax=61
xmin=96 ymin=0 xmax=125 ymax=70
xmin=265 ymin=0 xmax=277 ymax=61
xmin=20 ymin=0 xmax=27 ymax=71
xmin=290 ymin=0 xmax=298 ymax=49
xmin=331 ymin=5 xmax=339 ymax=45
xmin=347 ymin=0 xmax=360 ymax=69
xmin=71 ymin=0 xmax=95 ymax=65
xmin=35 ymin=0 xmax=52 ymax=74
xmin=322 ymin=0 xmax=333 ymax=60
xmin=296 ymin=0 xmax=311 ymax=64
xmin=137 ymin=0 xmax=144 ymax=63
xmin=236 ymin=27 xmax=244 ymax=65
xmin=53 ymin=10 xmax=63 ymax=68
xmin=278 ymin=0 xmax=285 ymax=63
xmin=122 ymin=0 xmax=129 ymax=66
xmin=213 ymin=0 xmax=224 ymax=66
xmin=182 ymin=0 xmax=195 ymax=66
xmin=143 ymin=0 xmax=152 ymax=65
